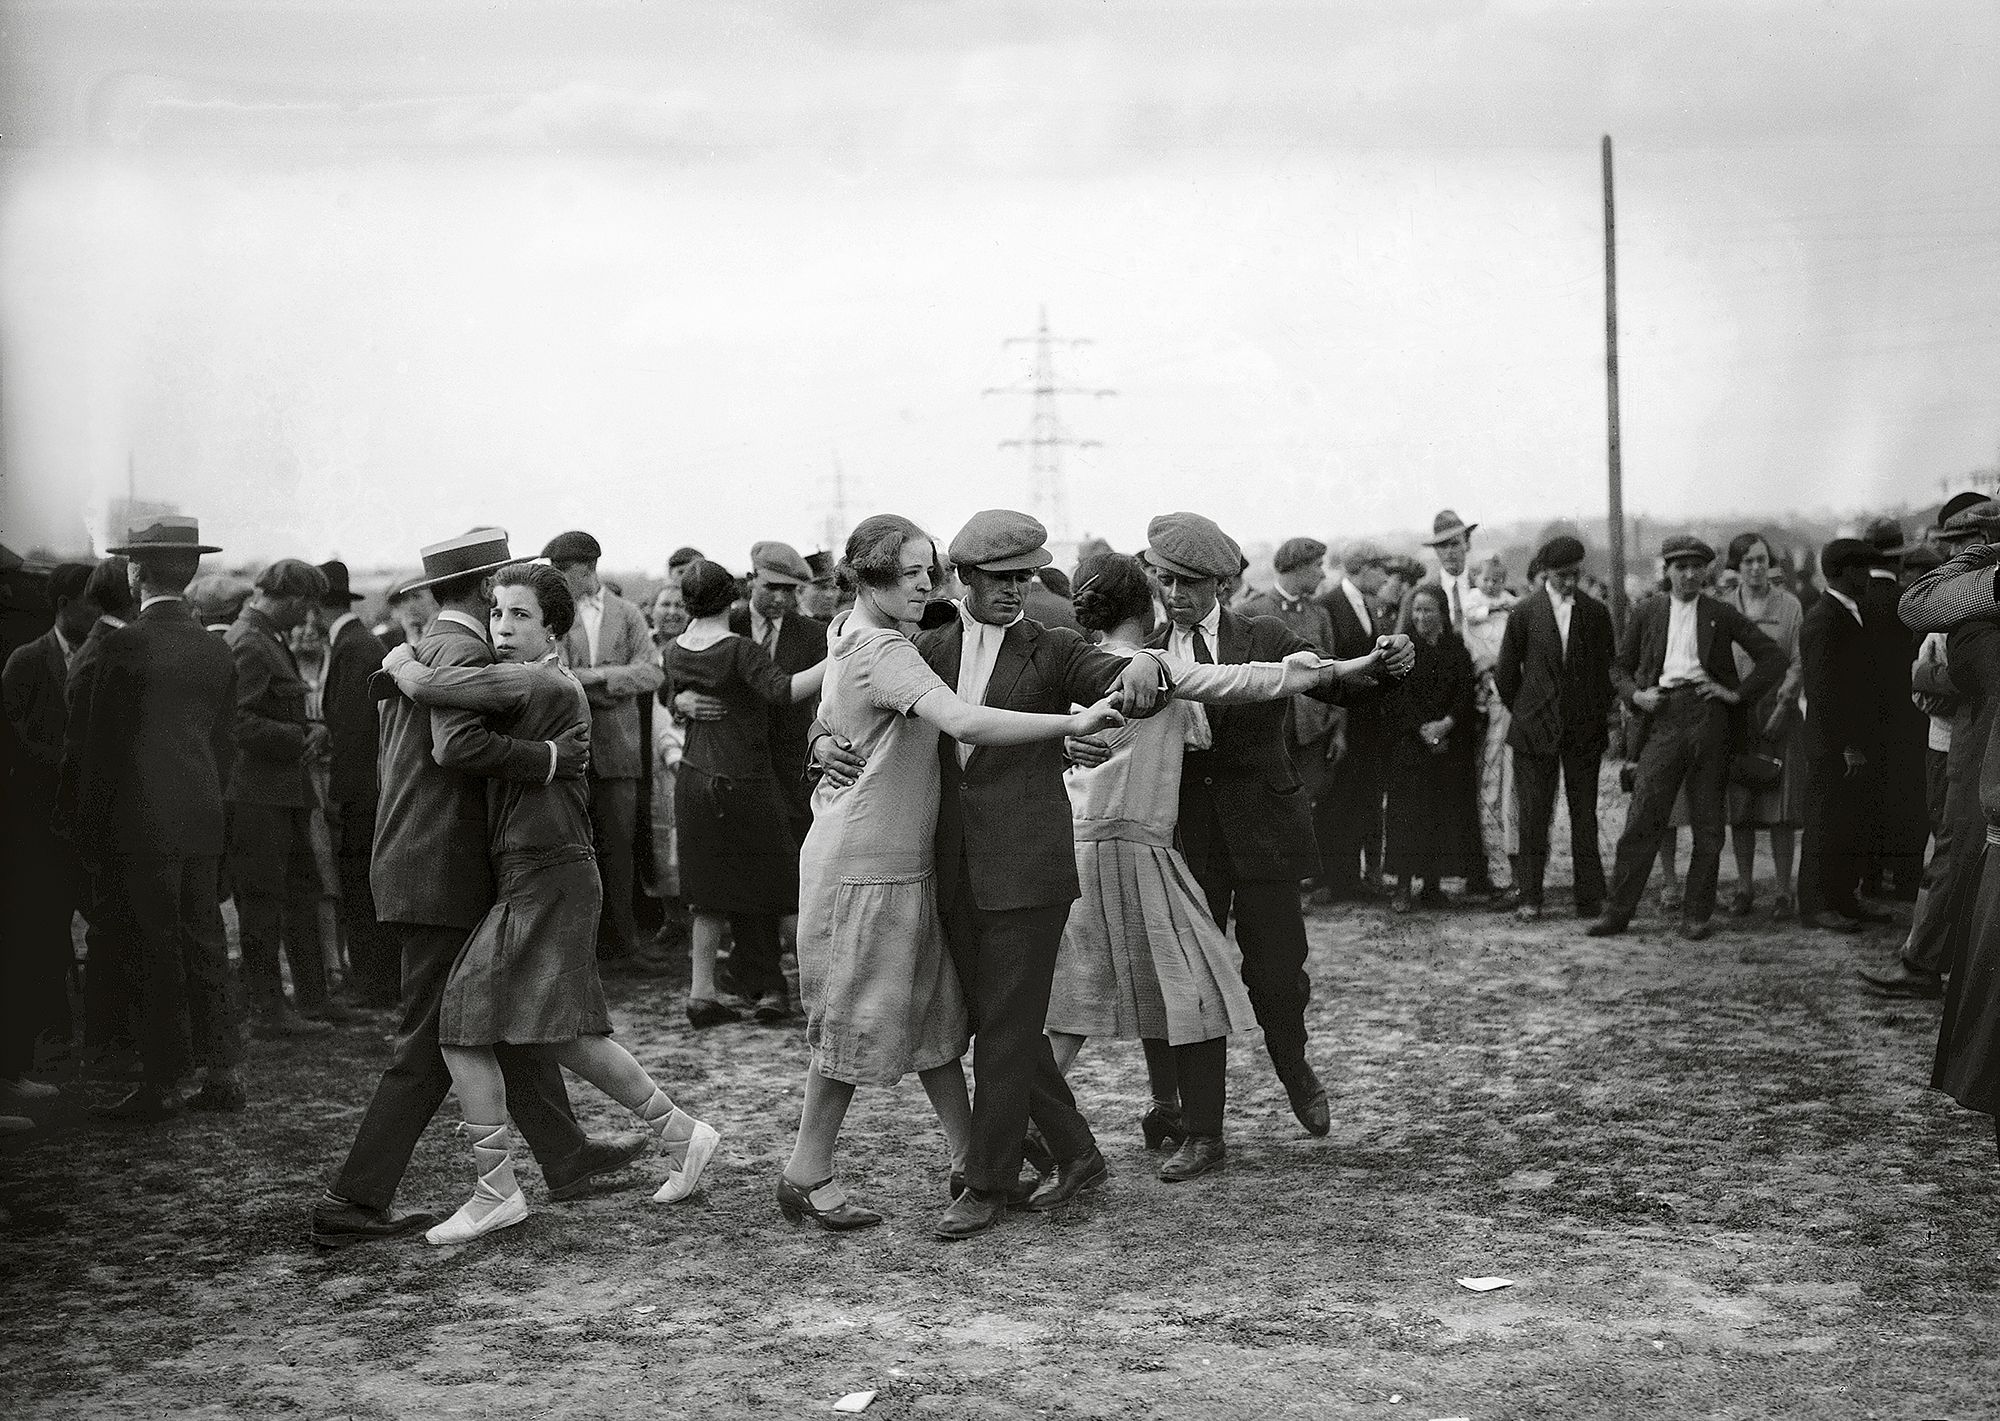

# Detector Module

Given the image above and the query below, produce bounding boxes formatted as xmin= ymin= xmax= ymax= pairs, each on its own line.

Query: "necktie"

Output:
xmin=760 ymin=618 xmax=778 ymax=655
xmin=1193 ymin=627 xmax=1214 ymax=664
xmin=1449 ymin=581 xmax=1463 ymax=634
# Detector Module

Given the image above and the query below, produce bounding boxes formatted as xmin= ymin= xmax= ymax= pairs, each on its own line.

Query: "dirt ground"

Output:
xmin=3 ymin=789 xmax=1995 ymax=1420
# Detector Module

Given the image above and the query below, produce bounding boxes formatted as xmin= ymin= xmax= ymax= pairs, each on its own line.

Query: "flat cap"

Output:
xmin=1940 ymin=491 xmax=1988 ymax=527
xmin=948 ymin=509 xmax=1052 ymax=573
xmin=1821 ymin=537 xmax=1889 ymax=579
xmin=1538 ymin=535 xmax=1587 ymax=571
xmin=667 ymin=545 xmax=704 ymax=570
xmin=1145 ymin=512 xmax=1240 ymax=580
xmin=1273 ymin=536 xmax=1328 ymax=573
xmin=542 ymin=530 xmax=602 ymax=564
xmin=1659 ymin=534 xmax=1715 ymax=567
xmin=748 ymin=540 xmax=812 ymax=585
xmin=1861 ymin=516 xmax=1906 ymax=556
xmin=1940 ymin=499 xmax=2000 ymax=540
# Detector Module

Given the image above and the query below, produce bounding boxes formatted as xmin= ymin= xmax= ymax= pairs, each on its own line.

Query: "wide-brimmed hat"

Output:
xmin=402 ymin=528 xmax=523 ymax=592
xmin=1821 ymin=537 xmax=1890 ymax=579
xmin=107 ymin=515 xmax=222 ymax=556
xmin=1861 ymin=516 xmax=1906 ymax=558
xmin=317 ymin=559 xmax=364 ymax=602
xmin=1422 ymin=509 xmax=1477 ymax=547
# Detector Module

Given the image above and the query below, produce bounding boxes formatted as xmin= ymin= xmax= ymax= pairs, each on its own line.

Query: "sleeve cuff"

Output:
xmin=544 ymin=741 xmax=559 ymax=785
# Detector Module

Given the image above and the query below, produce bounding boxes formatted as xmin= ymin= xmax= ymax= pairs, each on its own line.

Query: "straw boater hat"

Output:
xmin=401 ymin=528 xmax=522 ymax=592
xmin=1422 ymin=509 xmax=1477 ymax=547
xmin=107 ymin=515 xmax=222 ymax=556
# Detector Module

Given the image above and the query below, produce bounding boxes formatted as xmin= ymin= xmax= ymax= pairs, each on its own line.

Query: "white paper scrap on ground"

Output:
xmin=1458 ymin=1276 xmax=1514 ymax=1292
xmin=630 ymin=1305 xmax=657 ymax=1315
xmin=833 ymin=1392 xmax=877 ymax=1413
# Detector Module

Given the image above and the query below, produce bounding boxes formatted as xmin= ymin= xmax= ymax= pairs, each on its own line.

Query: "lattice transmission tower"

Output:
xmin=983 ymin=307 xmax=1114 ymax=543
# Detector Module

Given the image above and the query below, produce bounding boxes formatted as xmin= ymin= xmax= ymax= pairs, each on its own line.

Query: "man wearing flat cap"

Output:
xmin=818 ymin=508 xmax=1170 ymax=1238
xmin=544 ymin=530 xmax=665 ymax=965
xmin=1494 ymin=535 xmax=1617 ymax=920
xmin=724 ymin=539 xmax=829 ymax=1018
xmin=1237 ymin=537 xmax=1341 ymax=849
xmin=1589 ymin=535 xmax=1786 ymax=940
xmin=1139 ymin=511 xmax=1412 ymax=1136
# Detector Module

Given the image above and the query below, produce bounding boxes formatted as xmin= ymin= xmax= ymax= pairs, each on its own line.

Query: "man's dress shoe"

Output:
xmin=1679 ymin=919 xmax=1713 ymax=942
xmin=1158 ymin=1135 xmax=1226 ymax=1183
xmin=935 ymin=1186 xmax=1008 ymax=1240
xmin=544 ymin=1134 xmax=650 ymax=1201
xmin=1023 ymin=1147 xmax=1109 ymax=1212
xmin=1857 ymin=963 xmax=1945 ymax=1000
xmin=1584 ymin=915 xmax=1629 ymax=937
xmin=948 ymin=1170 xmax=1037 ymax=1204
xmin=93 ymin=1085 xmax=180 ymax=1123
xmin=1803 ymin=911 xmax=1861 ymax=934
xmin=311 ymin=1195 xmax=440 ymax=1251
xmin=1280 ymin=1065 xmax=1331 ymax=1137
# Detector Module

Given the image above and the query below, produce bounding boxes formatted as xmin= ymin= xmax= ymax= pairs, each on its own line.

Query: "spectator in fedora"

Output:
xmin=543 ymin=531 xmax=665 ymax=966
xmin=317 ymin=560 xmax=397 ymax=1008
xmin=226 ymin=557 xmax=351 ymax=1035
xmin=800 ymin=550 xmax=841 ymax=622
xmin=1495 ymin=535 xmax=1616 ymax=920
xmin=1589 ymin=535 xmax=1785 ymax=940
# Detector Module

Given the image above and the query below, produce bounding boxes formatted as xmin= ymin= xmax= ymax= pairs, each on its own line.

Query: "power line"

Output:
xmin=983 ymin=306 xmax=1114 ymax=544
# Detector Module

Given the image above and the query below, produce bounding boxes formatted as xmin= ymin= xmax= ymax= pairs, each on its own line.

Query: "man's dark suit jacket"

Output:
xmin=1317 ymin=582 xmax=1385 ymax=742
xmin=370 ymin=616 xmax=554 ymax=929
xmin=1149 ymin=608 xmax=1347 ymax=882
xmin=1611 ymin=591 xmax=1786 ymax=756
xmin=322 ymin=615 xmax=386 ymax=806
xmin=223 ymin=606 xmax=311 ymax=809
xmin=728 ymin=606 xmax=828 ymax=802
xmin=1800 ymin=595 xmax=1875 ymax=762
xmin=915 ymin=614 xmax=1134 ymax=913
xmin=67 ymin=599 xmax=236 ymax=859
xmin=1495 ymin=586 xmax=1616 ymax=758
xmin=3 ymin=628 xmax=70 ymax=795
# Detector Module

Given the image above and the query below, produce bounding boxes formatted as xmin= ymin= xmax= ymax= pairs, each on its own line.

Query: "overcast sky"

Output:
xmin=3 ymin=1 xmax=1996 ymax=570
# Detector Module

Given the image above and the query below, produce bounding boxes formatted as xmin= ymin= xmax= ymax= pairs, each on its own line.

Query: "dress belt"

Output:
xmin=1073 ymin=817 xmax=1173 ymax=848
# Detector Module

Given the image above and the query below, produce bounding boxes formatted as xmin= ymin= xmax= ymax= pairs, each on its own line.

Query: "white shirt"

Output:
xmin=1659 ymin=595 xmax=1706 ymax=687
xmin=576 ymin=591 xmax=605 ymax=666
xmin=53 ymin=626 xmax=76 ymax=667
xmin=955 ymin=601 xmax=1019 ymax=765
xmin=1167 ymin=601 xmax=1225 ymax=745
xmin=1550 ymin=589 xmax=1574 ymax=653
xmin=1436 ymin=568 xmax=1474 ymax=631
xmin=750 ymin=609 xmax=784 ymax=654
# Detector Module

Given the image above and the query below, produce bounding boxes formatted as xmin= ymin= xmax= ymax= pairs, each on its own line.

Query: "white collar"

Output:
xmin=1171 ymin=600 xmax=1223 ymax=643
xmin=1824 ymin=587 xmax=1862 ymax=622
xmin=1867 ymin=567 xmax=1896 ymax=581
xmin=328 ymin=611 xmax=360 ymax=642
xmin=140 ymin=593 xmax=183 ymax=612
xmin=958 ymin=600 xmax=1022 ymax=633
xmin=53 ymin=626 xmax=77 ymax=659
xmin=436 ymin=608 xmax=488 ymax=638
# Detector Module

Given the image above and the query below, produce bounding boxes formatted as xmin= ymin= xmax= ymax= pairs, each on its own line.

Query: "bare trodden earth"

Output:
xmin=2 ymin=875 xmax=1993 ymax=1419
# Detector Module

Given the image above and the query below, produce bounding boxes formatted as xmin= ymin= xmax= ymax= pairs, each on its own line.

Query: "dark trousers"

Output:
xmin=720 ymin=913 xmax=786 ymax=999
xmin=1799 ymin=751 xmax=1866 ymax=919
xmin=1904 ymin=749 xmax=1966 ymax=975
xmin=1179 ymin=789 xmax=1313 ymax=1074
xmin=589 ymin=776 xmax=640 ymax=953
xmin=229 ymin=802 xmax=329 ymax=1015
xmin=4 ymin=816 xmax=80 ymax=1075
xmin=79 ymin=865 xmax=139 ymax=1057
xmin=941 ymin=885 xmax=1094 ymax=1192
xmin=1606 ymin=690 xmax=1729 ymax=922
xmin=105 ymin=854 xmax=242 ymax=1089
xmin=1139 ymin=1035 xmax=1228 ymax=1136
xmin=1316 ymin=739 xmax=1384 ymax=892
xmin=1514 ymin=747 xmax=1606 ymax=908
xmin=332 ymin=795 xmax=398 ymax=1005
xmin=331 ymin=922 xmax=587 ymax=1210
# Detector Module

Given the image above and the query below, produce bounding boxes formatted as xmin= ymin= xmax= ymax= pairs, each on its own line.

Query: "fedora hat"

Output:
xmin=402 ymin=527 xmax=523 ymax=592
xmin=1422 ymin=510 xmax=1477 ymax=547
xmin=107 ymin=515 xmax=222 ymax=556
xmin=316 ymin=559 xmax=364 ymax=603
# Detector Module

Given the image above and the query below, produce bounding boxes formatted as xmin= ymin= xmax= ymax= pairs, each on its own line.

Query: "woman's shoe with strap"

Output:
xmin=776 ymin=1174 xmax=882 ymax=1232
xmin=427 ymin=1120 xmax=529 ymax=1246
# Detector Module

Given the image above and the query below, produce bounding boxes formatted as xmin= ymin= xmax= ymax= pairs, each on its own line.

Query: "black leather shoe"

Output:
xmin=311 ymin=1195 xmax=440 ymax=1250
xmin=544 ymin=1134 xmax=650 ymax=1201
xmin=1574 ymin=900 xmax=1604 ymax=919
xmin=1279 ymin=1065 xmax=1330 ymax=1137
xmin=685 ymin=997 xmax=742 ymax=1029
xmin=1803 ymin=911 xmax=1861 ymax=934
xmin=948 ymin=1170 xmax=1037 ymax=1204
xmin=1584 ymin=914 xmax=1630 ymax=937
xmin=777 ymin=1175 xmax=883 ymax=1232
xmin=93 ymin=1085 xmax=180 ymax=1123
xmin=935 ymin=1186 xmax=1008 ymax=1240
xmin=1021 ymin=1126 xmax=1057 ymax=1178
xmin=1023 ymin=1147 xmax=1109 ymax=1212
xmin=1857 ymin=963 xmax=1945 ymax=1000
xmin=1158 ymin=1134 xmax=1226 ymax=1182
xmin=1140 ymin=1102 xmax=1186 ymax=1150
xmin=751 ymin=992 xmax=792 ymax=1024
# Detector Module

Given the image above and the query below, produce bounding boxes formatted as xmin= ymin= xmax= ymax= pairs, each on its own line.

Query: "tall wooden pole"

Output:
xmin=1602 ymin=135 xmax=1628 ymax=625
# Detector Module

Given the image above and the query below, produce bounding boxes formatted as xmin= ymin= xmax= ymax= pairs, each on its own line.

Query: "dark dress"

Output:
xmin=391 ymin=653 xmax=612 ymax=1047
xmin=1384 ymin=630 xmax=1482 ymax=882
xmin=664 ymin=634 xmax=801 ymax=916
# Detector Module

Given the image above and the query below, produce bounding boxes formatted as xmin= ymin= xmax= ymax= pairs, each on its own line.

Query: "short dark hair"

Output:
xmin=1036 ymin=566 xmax=1072 ymax=598
xmin=255 ymin=558 xmax=330 ymax=602
xmin=84 ymin=557 xmax=134 ymax=615
xmin=1725 ymin=532 xmax=1770 ymax=571
xmin=429 ymin=571 xmax=490 ymax=606
xmin=48 ymin=562 xmax=93 ymax=606
xmin=134 ymin=551 xmax=201 ymax=594
xmin=840 ymin=514 xmax=939 ymax=591
xmin=680 ymin=559 xmax=740 ymax=619
xmin=490 ymin=562 xmax=576 ymax=639
xmin=1072 ymin=553 xmax=1155 ymax=635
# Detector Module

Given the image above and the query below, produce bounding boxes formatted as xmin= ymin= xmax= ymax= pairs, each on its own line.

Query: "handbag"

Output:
xmin=1729 ymin=749 xmax=1784 ymax=790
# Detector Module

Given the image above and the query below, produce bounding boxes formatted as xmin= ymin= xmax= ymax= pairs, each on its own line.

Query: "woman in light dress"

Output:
xmin=1720 ymin=533 xmax=1806 ymax=917
xmin=776 ymin=515 xmax=1127 ymax=1232
xmin=1045 ymin=554 xmax=1391 ymax=1181
xmin=380 ymin=564 xmax=719 ymax=1246
xmin=1461 ymin=555 xmax=1518 ymax=893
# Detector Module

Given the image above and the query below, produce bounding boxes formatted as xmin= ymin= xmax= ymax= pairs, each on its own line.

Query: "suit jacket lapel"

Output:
xmin=982 ymin=620 xmax=1038 ymax=709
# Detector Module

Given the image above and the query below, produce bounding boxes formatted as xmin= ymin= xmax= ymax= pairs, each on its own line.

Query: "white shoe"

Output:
xmin=425 ymin=1187 xmax=528 ymax=1246
xmin=652 ymin=1120 xmax=720 ymax=1204
xmin=0 ymin=1115 xmax=33 ymax=1134
xmin=2 ymin=1078 xmax=58 ymax=1102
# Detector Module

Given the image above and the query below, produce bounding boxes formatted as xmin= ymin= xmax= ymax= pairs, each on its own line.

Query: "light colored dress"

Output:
xmin=1462 ymin=587 xmax=1519 ymax=874
xmin=796 ymin=616 xmax=969 ymax=1086
xmin=1726 ymin=584 xmax=1806 ymax=828
xmin=1048 ymin=647 xmax=1320 ymax=1045
xmin=643 ymin=704 xmax=685 ymax=900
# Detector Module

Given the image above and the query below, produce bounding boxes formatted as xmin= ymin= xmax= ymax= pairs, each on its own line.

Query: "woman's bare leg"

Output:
xmin=785 ymin=1066 xmax=856 ymax=1188
xmin=690 ymin=913 xmax=727 ymax=1000
xmin=918 ymin=1059 xmax=972 ymax=1172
